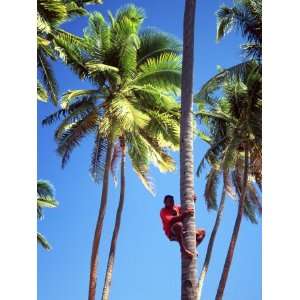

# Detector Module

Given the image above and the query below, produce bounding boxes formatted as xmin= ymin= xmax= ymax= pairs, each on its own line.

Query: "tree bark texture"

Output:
xmin=88 ymin=141 xmax=113 ymax=300
xmin=215 ymin=147 xmax=249 ymax=300
xmin=101 ymin=141 xmax=126 ymax=300
xmin=197 ymin=187 xmax=226 ymax=300
xmin=180 ymin=1 xmax=197 ymax=300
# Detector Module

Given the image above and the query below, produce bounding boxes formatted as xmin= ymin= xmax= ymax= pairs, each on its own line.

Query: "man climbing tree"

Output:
xmin=160 ymin=195 xmax=205 ymax=258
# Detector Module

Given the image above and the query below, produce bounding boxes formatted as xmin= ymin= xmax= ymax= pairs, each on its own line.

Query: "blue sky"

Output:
xmin=37 ymin=1 xmax=261 ymax=300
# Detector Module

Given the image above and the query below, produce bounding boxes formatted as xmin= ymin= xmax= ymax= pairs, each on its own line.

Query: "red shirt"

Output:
xmin=160 ymin=205 xmax=182 ymax=237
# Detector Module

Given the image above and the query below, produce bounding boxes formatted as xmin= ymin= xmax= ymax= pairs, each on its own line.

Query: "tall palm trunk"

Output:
xmin=215 ymin=146 xmax=249 ymax=300
xmin=196 ymin=187 xmax=226 ymax=300
xmin=180 ymin=1 xmax=197 ymax=299
xmin=101 ymin=140 xmax=126 ymax=300
xmin=88 ymin=141 xmax=113 ymax=300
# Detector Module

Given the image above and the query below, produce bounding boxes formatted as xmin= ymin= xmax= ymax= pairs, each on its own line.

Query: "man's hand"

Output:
xmin=182 ymin=208 xmax=194 ymax=218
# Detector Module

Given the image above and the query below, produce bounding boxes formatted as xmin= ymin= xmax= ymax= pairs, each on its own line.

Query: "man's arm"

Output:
xmin=169 ymin=209 xmax=194 ymax=226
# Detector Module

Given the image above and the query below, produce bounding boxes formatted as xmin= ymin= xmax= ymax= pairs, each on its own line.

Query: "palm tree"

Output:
xmin=37 ymin=0 xmax=99 ymax=103
xmin=101 ymin=127 xmax=178 ymax=300
xmin=195 ymin=0 xmax=262 ymax=113
xmin=180 ymin=1 xmax=198 ymax=299
xmin=37 ymin=180 xmax=59 ymax=250
xmin=195 ymin=116 xmax=260 ymax=300
xmin=43 ymin=6 xmax=182 ymax=300
xmin=217 ymin=0 xmax=261 ymax=61
xmin=195 ymin=62 xmax=261 ymax=299
xmin=100 ymin=137 xmax=126 ymax=300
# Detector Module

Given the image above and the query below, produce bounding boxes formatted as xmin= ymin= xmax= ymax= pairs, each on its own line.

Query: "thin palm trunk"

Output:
xmin=196 ymin=187 xmax=226 ymax=300
xmin=88 ymin=141 xmax=113 ymax=300
xmin=215 ymin=146 xmax=249 ymax=300
xmin=180 ymin=1 xmax=197 ymax=299
xmin=101 ymin=141 xmax=126 ymax=300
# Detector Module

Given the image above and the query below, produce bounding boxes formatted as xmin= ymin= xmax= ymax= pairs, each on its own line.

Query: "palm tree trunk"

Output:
xmin=101 ymin=140 xmax=126 ymax=300
xmin=196 ymin=187 xmax=226 ymax=300
xmin=215 ymin=146 xmax=249 ymax=300
xmin=88 ymin=141 xmax=113 ymax=300
xmin=180 ymin=1 xmax=197 ymax=299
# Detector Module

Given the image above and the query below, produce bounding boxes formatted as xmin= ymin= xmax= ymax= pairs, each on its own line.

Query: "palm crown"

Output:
xmin=196 ymin=61 xmax=261 ymax=222
xmin=37 ymin=0 xmax=90 ymax=104
xmin=43 ymin=5 xmax=182 ymax=193
xmin=217 ymin=0 xmax=262 ymax=61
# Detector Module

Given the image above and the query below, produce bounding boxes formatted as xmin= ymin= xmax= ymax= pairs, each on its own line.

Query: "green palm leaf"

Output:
xmin=138 ymin=29 xmax=182 ymax=65
xmin=38 ymin=50 xmax=58 ymax=104
xmin=57 ymin=110 xmax=98 ymax=167
xmin=89 ymin=129 xmax=108 ymax=183
xmin=37 ymin=232 xmax=52 ymax=250
xmin=60 ymin=89 xmax=101 ymax=108
xmin=37 ymin=80 xmax=48 ymax=102
xmin=134 ymin=53 xmax=181 ymax=93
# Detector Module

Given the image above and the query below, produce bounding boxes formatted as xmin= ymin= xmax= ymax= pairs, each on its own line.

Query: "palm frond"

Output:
xmin=85 ymin=60 xmax=119 ymax=76
xmin=111 ymin=17 xmax=140 ymax=79
xmin=65 ymin=1 xmax=87 ymax=18
xmin=37 ymin=12 xmax=51 ymax=34
xmin=216 ymin=6 xmax=238 ymax=41
xmin=138 ymin=28 xmax=182 ymax=65
xmin=109 ymin=96 xmax=150 ymax=131
xmin=54 ymin=28 xmax=86 ymax=48
xmin=196 ymin=138 xmax=227 ymax=177
xmin=223 ymin=169 xmax=236 ymax=198
xmin=37 ymin=232 xmax=52 ymax=250
xmin=57 ymin=109 xmax=98 ymax=167
xmin=54 ymin=99 xmax=97 ymax=140
xmin=204 ymin=167 xmax=220 ymax=210
xmin=89 ymin=128 xmax=108 ymax=183
xmin=37 ymin=80 xmax=48 ymax=102
xmin=132 ymin=164 xmax=155 ymax=196
xmin=54 ymin=35 xmax=88 ymax=79
xmin=194 ymin=61 xmax=254 ymax=103
xmin=134 ymin=53 xmax=181 ymax=94
xmin=195 ymin=130 xmax=212 ymax=144
xmin=144 ymin=111 xmax=179 ymax=150
xmin=139 ymin=131 xmax=176 ymax=173
xmin=37 ymin=180 xmax=55 ymax=198
xmin=110 ymin=141 xmax=122 ymax=185
xmin=115 ymin=4 xmax=145 ymax=28
xmin=247 ymin=181 xmax=262 ymax=214
xmin=60 ymin=89 xmax=101 ymax=108
xmin=37 ymin=197 xmax=59 ymax=209
xmin=131 ymin=84 xmax=180 ymax=112
xmin=38 ymin=0 xmax=68 ymax=27
xmin=38 ymin=49 xmax=58 ymax=105
xmin=42 ymin=97 xmax=94 ymax=126
xmin=127 ymin=132 xmax=155 ymax=195
xmin=243 ymin=195 xmax=258 ymax=223
xmin=216 ymin=0 xmax=262 ymax=60
xmin=84 ymin=12 xmax=111 ymax=54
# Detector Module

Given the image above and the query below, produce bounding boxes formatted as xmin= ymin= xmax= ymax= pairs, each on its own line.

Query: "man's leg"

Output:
xmin=172 ymin=222 xmax=195 ymax=258
xmin=196 ymin=228 xmax=206 ymax=247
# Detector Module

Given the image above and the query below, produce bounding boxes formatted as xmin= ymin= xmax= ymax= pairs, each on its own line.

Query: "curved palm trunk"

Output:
xmin=196 ymin=187 xmax=226 ymax=300
xmin=215 ymin=147 xmax=249 ymax=300
xmin=101 ymin=141 xmax=126 ymax=300
xmin=88 ymin=141 xmax=113 ymax=300
xmin=180 ymin=1 xmax=197 ymax=299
